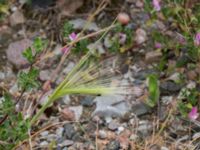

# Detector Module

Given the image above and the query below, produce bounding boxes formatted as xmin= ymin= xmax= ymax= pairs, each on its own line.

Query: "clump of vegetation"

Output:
xmin=0 ymin=37 xmax=46 ymax=149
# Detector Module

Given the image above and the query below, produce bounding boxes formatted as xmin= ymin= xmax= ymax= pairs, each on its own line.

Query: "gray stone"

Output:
xmin=87 ymin=42 xmax=105 ymax=54
xmin=81 ymin=96 xmax=94 ymax=107
xmin=106 ymin=140 xmax=120 ymax=150
xmin=69 ymin=19 xmax=100 ymax=31
xmin=161 ymin=147 xmax=169 ymax=150
xmin=129 ymin=134 xmax=138 ymax=141
xmin=47 ymin=134 xmax=58 ymax=141
xmin=40 ymin=131 xmax=49 ymax=137
xmin=104 ymin=35 xmax=112 ymax=48
xmin=9 ymin=83 xmax=18 ymax=95
xmin=64 ymin=124 xmax=76 ymax=139
xmin=62 ymin=95 xmax=71 ymax=105
xmin=9 ymin=10 xmax=25 ymax=26
xmin=39 ymin=90 xmax=53 ymax=106
xmin=0 ymin=72 xmax=5 ymax=80
xmin=161 ymin=96 xmax=173 ymax=105
xmin=0 ymin=26 xmax=12 ymax=47
xmin=149 ymin=144 xmax=161 ymax=150
xmin=160 ymin=81 xmax=182 ymax=95
xmin=6 ymin=39 xmax=32 ymax=68
xmin=63 ymin=62 xmax=75 ymax=74
xmin=56 ymin=127 xmax=64 ymax=137
xmin=132 ymin=102 xmax=151 ymax=116
xmin=39 ymin=70 xmax=51 ymax=81
xmin=117 ymin=126 xmax=125 ymax=134
xmin=68 ymin=106 xmax=83 ymax=121
xmin=135 ymin=28 xmax=147 ymax=44
xmin=99 ymin=130 xmax=107 ymax=139
xmin=59 ymin=140 xmax=74 ymax=147
xmin=71 ymin=132 xmax=83 ymax=142
xmin=133 ymin=69 xmax=158 ymax=80
xmin=40 ymin=141 xmax=48 ymax=147
xmin=145 ymin=51 xmax=162 ymax=63
xmin=92 ymin=95 xmax=131 ymax=119
xmin=193 ymin=132 xmax=200 ymax=140
xmin=108 ymin=120 xmax=119 ymax=131
xmin=138 ymin=120 xmax=153 ymax=137
xmin=168 ymin=73 xmax=181 ymax=82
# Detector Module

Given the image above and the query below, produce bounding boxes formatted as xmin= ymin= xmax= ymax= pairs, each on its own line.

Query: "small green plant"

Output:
xmin=178 ymin=88 xmax=199 ymax=117
xmin=0 ymin=37 xmax=46 ymax=149
xmin=146 ymin=74 xmax=160 ymax=107
xmin=0 ymin=0 xmax=8 ymax=21
xmin=0 ymin=94 xmax=29 ymax=149
xmin=63 ymin=21 xmax=74 ymax=39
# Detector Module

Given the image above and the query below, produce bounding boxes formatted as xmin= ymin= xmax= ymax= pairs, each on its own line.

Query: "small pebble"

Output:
xmin=117 ymin=12 xmax=130 ymax=25
xmin=108 ymin=121 xmax=119 ymax=131
xmin=117 ymin=126 xmax=125 ymax=134
xmin=98 ymin=130 xmax=107 ymax=139
xmin=40 ymin=141 xmax=48 ymax=147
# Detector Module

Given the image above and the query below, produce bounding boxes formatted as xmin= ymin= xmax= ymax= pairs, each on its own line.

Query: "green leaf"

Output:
xmin=63 ymin=21 xmax=74 ymax=38
xmin=18 ymin=68 xmax=40 ymax=90
xmin=22 ymin=47 xmax=34 ymax=63
xmin=147 ymin=74 xmax=160 ymax=107
xmin=33 ymin=37 xmax=45 ymax=53
xmin=73 ymin=39 xmax=89 ymax=54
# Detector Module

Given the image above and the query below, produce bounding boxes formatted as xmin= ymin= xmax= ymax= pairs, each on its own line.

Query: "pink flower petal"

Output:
xmin=69 ymin=32 xmax=77 ymax=41
xmin=155 ymin=42 xmax=162 ymax=49
xmin=188 ymin=107 xmax=199 ymax=120
xmin=152 ymin=0 xmax=161 ymax=11
xmin=194 ymin=33 xmax=200 ymax=46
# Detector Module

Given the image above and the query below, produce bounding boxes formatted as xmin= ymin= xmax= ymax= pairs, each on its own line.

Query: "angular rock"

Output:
xmin=145 ymin=51 xmax=162 ymax=63
xmin=63 ymin=124 xmax=76 ymax=139
xmin=106 ymin=140 xmax=120 ymax=150
xmin=133 ymin=69 xmax=158 ymax=80
xmin=69 ymin=19 xmax=100 ymax=31
xmin=138 ymin=120 xmax=153 ymax=137
xmin=81 ymin=96 xmax=94 ymax=107
xmin=98 ymin=130 xmax=107 ymax=139
xmin=62 ymin=95 xmax=71 ymax=105
xmin=92 ymin=95 xmax=131 ymax=119
xmin=9 ymin=10 xmax=25 ymax=26
xmin=108 ymin=120 xmax=119 ymax=131
xmin=160 ymin=81 xmax=182 ymax=95
xmin=68 ymin=106 xmax=83 ymax=121
xmin=187 ymin=70 xmax=197 ymax=80
xmin=6 ymin=39 xmax=32 ymax=68
xmin=39 ymin=70 xmax=51 ymax=81
xmin=132 ymin=102 xmax=151 ymax=116
xmin=56 ymin=127 xmax=64 ymax=138
xmin=63 ymin=62 xmax=75 ymax=74
xmin=61 ymin=107 xmax=76 ymax=121
xmin=135 ymin=28 xmax=147 ymax=44
xmin=59 ymin=140 xmax=74 ymax=147
xmin=40 ymin=141 xmax=48 ymax=147
xmin=0 ymin=26 xmax=12 ymax=47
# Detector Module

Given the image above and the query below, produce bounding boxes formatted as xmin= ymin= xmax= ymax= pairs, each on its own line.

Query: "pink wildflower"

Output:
xmin=178 ymin=35 xmax=186 ymax=45
xmin=188 ymin=107 xmax=199 ymax=120
xmin=155 ymin=42 xmax=162 ymax=49
xmin=152 ymin=0 xmax=161 ymax=11
xmin=69 ymin=32 xmax=77 ymax=41
xmin=194 ymin=33 xmax=200 ymax=46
